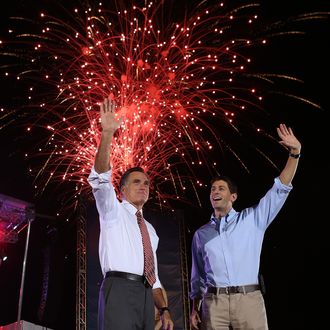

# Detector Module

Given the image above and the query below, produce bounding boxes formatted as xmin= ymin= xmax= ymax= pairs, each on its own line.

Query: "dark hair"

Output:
xmin=210 ymin=175 xmax=238 ymax=194
xmin=119 ymin=166 xmax=146 ymax=190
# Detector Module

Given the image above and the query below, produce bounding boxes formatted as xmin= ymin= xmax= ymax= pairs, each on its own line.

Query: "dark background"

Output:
xmin=0 ymin=0 xmax=329 ymax=329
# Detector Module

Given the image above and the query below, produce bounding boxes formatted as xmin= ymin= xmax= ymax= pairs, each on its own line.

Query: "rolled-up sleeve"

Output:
xmin=87 ymin=167 xmax=118 ymax=224
xmin=252 ymin=176 xmax=293 ymax=230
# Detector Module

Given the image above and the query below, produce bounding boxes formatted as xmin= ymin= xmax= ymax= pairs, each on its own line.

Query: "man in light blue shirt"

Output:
xmin=190 ymin=124 xmax=301 ymax=330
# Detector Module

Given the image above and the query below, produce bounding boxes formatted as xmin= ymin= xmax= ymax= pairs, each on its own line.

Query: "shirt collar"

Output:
xmin=122 ymin=199 xmax=143 ymax=217
xmin=210 ymin=208 xmax=236 ymax=224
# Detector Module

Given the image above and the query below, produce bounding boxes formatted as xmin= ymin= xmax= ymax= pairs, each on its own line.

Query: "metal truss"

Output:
xmin=76 ymin=201 xmax=87 ymax=330
xmin=178 ymin=211 xmax=192 ymax=330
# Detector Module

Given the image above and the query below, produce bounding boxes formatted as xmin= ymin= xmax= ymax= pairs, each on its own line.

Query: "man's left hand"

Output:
xmin=161 ymin=310 xmax=174 ymax=330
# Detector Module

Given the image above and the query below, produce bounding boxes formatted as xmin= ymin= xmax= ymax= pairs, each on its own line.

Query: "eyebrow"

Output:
xmin=132 ymin=178 xmax=150 ymax=185
xmin=211 ymin=184 xmax=226 ymax=189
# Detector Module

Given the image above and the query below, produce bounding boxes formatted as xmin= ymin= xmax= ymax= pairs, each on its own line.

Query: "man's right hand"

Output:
xmin=100 ymin=97 xmax=123 ymax=133
xmin=94 ymin=97 xmax=123 ymax=173
xmin=190 ymin=309 xmax=201 ymax=330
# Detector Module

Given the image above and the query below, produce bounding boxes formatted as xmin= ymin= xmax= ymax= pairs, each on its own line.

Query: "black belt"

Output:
xmin=207 ymin=284 xmax=260 ymax=295
xmin=105 ymin=271 xmax=151 ymax=288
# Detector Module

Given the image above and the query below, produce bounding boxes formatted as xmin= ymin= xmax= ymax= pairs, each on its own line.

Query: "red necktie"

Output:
xmin=136 ymin=210 xmax=156 ymax=287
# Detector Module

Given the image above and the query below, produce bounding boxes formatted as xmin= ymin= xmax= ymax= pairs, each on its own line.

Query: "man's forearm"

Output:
xmin=192 ymin=298 xmax=201 ymax=312
xmin=94 ymin=130 xmax=114 ymax=173
xmin=279 ymin=147 xmax=301 ymax=185
xmin=153 ymin=288 xmax=167 ymax=309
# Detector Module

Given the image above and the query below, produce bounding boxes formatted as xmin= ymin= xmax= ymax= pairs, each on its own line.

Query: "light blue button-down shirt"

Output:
xmin=190 ymin=177 xmax=292 ymax=299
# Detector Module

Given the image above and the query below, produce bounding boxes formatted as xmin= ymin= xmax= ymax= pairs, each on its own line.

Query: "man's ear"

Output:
xmin=121 ymin=185 xmax=126 ymax=197
xmin=231 ymin=193 xmax=238 ymax=203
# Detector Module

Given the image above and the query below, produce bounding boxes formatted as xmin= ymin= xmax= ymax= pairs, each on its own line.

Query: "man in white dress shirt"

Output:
xmin=88 ymin=97 xmax=173 ymax=330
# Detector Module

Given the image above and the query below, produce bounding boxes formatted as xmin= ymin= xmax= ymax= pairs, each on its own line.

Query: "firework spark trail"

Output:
xmin=0 ymin=0 xmax=328 ymax=211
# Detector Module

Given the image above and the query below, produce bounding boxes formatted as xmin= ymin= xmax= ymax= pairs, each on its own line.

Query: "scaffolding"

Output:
xmin=0 ymin=193 xmax=35 ymax=327
xmin=76 ymin=201 xmax=87 ymax=330
xmin=75 ymin=205 xmax=191 ymax=329
xmin=178 ymin=211 xmax=191 ymax=330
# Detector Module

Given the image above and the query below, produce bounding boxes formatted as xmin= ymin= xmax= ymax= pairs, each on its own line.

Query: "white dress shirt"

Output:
xmin=88 ymin=166 xmax=161 ymax=289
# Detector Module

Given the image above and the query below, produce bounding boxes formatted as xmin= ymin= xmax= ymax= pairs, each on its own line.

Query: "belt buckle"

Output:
xmin=227 ymin=286 xmax=240 ymax=294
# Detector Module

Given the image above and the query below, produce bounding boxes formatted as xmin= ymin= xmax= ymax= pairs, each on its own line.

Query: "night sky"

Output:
xmin=0 ymin=0 xmax=329 ymax=329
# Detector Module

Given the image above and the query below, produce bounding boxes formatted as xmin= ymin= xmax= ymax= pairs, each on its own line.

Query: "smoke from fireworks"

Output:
xmin=0 ymin=0 xmax=328 ymax=212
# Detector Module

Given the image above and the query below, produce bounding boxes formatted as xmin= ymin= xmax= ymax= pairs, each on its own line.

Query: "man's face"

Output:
xmin=210 ymin=180 xmax=237 ymax=211
xmin=121 ymin=171 xmax=150 ymax=208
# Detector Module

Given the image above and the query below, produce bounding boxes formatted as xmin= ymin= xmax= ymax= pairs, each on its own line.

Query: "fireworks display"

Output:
xmin=0 ymin=0 xmax=328 ymax=212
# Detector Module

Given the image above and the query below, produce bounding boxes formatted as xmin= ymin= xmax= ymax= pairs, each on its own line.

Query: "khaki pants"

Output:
xmin=201 ymin=290 xmax=268 ymax=330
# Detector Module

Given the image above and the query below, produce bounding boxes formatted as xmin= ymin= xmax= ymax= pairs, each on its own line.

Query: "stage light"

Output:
xmin=0 ymin=193 xmax=35 ymax=244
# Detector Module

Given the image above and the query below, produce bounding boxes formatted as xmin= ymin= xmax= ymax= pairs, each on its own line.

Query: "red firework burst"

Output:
xmin=0 ymin=0 xmax=328 ymax=212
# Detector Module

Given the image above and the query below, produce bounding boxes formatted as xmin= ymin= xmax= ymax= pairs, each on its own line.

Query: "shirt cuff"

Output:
xmin=274 ymin=176 xmax=293 ymax=191
xmin=87 ymin=166 xmax=112 ymax=187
